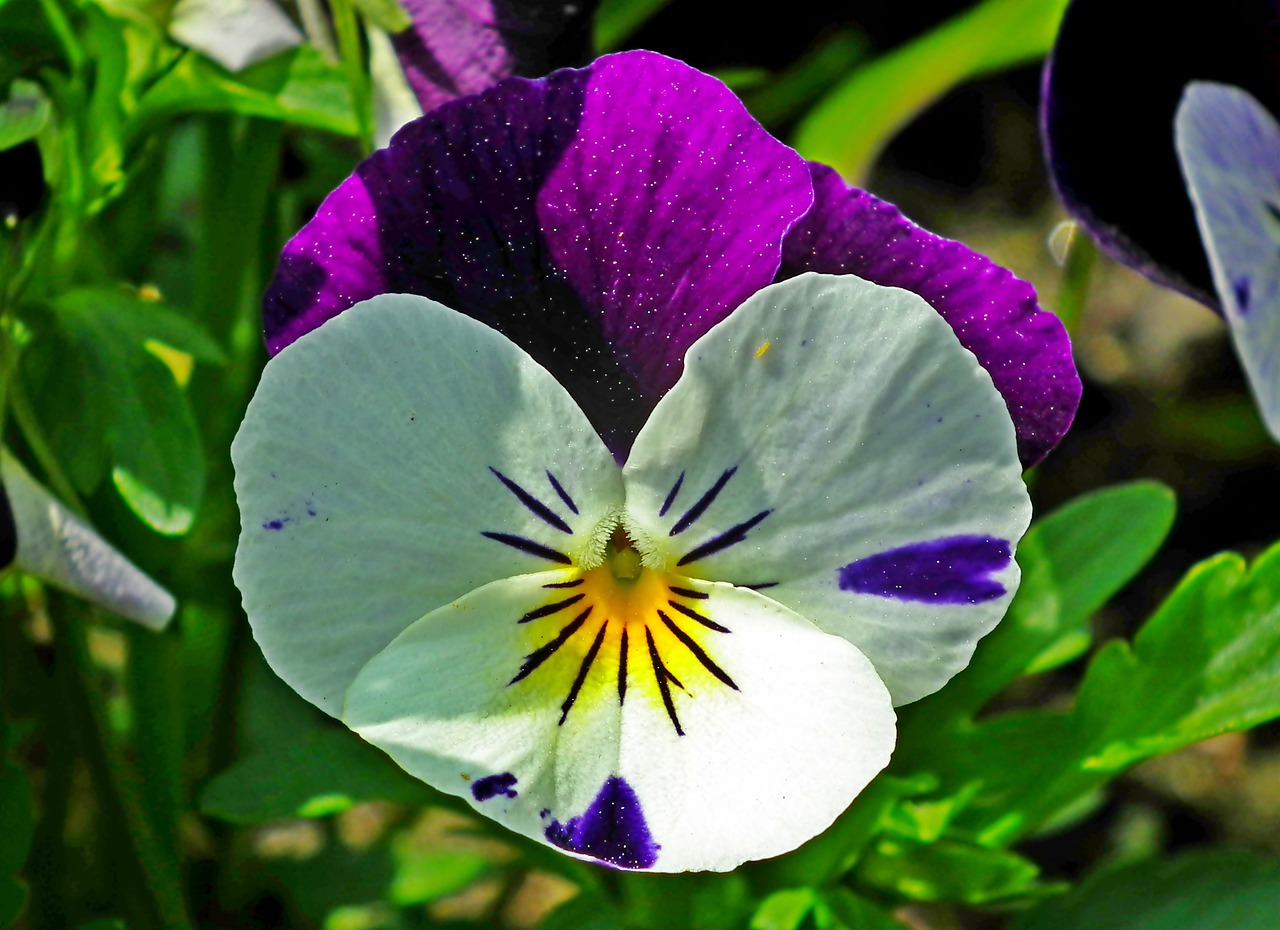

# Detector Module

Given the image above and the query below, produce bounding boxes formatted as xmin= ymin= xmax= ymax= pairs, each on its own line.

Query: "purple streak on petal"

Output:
xmin=1041 ymin=0 xmax=1280 ymax=308
xmin=838 ymin=535 xmax=1011 ymax=605
xmin=393 ymin=0 xmax=598 ymax=113
xmin=538 ymin=52 xmax=814 ymax=399
xmin=782 ymin=163 xmax=1081 ymax=467
xmin=471 ymin=772 xmax=518 ymax=801
xmin=545 ymin=775 xmax=658 ymax=869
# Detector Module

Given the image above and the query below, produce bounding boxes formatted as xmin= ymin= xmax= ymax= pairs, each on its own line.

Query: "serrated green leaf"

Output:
xmin=855 ymin=835 xmax=1053 ymax=905
xmin=199 ymin=729 xmax=448 ymax=824
xmin=1011 ymin=850 xmax=1280 ymax=930
xmin=793 ymin=0 xmax=1070 ymax=181
xmin=132 ymin=45 xmax=358 ymax=137
xmin=916 ymin=540 xmax=1280 ymax=844
xmin=0 ymin=78 xmax=49 ymax=151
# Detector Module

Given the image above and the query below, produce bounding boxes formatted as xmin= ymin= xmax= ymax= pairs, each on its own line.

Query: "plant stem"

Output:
xmin=330 ymin=0 xmax=376 ymax=152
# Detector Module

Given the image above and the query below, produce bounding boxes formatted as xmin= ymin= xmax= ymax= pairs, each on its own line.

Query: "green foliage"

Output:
xmin=199 ymin=729 xmax=447 ymax=824
xmin=793 ymin=0 xmax=1071 ymax=181
xmin=594 ymin=0 xmax=677 ymax=51
xmin=0 ymin=720 xmax=34 ymax=929
xmin=21 ymin=287 xmax=220 ymax=533
xmin=0 ymin=77 xmax=48 ymax=150
xmin=1011 ymin=850 xmax=1280 ymax=930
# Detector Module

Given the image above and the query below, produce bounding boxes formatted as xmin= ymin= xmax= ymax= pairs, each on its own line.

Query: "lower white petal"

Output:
xmin=343 ymin=570 xmax=894 ymax=872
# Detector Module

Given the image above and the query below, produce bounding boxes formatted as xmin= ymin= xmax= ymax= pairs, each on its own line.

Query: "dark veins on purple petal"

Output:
xmin=0 ymin=481 xmax=16 ymax=569
xmin=471 ymin=771 xmax=519 ymax=801
xmin=838 ymin=535 xmax=1011 ymax=604
xmin=544 ymin=775 xmax=659 ymax=869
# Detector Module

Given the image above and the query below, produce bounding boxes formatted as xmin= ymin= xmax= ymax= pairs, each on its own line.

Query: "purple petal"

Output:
xmin=392 ymin=0 xmax=598 ymax=112
xmin=1042 ymin=0 xmax=1280 ymax=307
xmin=538 ymin=52 xmax=813 ymax=397
xmin=544 ymin=775 xmax=659 ymax=870
xmin=781 ymin=163 xmax=1081 ymax=467
xmin=838 ymin=536 xmax=1012 ymax=605
xmin=263 ymin=51 xmax=811 ymax=455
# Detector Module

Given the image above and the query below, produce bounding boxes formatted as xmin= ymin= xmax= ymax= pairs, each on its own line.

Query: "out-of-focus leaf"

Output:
xmin=742 ymin=30 xmax=870 ymax=130
xmin=199 ymin=729 xmax=448 ymax=824
xmin=794 ymin=0 xmax=1070 ymax=181
xmin=593 ymin=0 xmax=675 ymax=51
xmin=0 ymin=0 xmax=66 ymax=90
xmin=72 ymin=922 xmax=129 ymax=930
xmin=816 ymin=889 xmax=907 ymax=930
xmin=751 ymin=888 xmax=815 ymax=930
xmin=855 ymin=835 xmax=1056 ymax=905
xmin=540 ymin=893 xmax=625 ymax=930
xmin=133 ymin=45 xmax=358 ymax=137
xmin=1011 ymin=850 xmax=1280 ymax=930
xmin=901 ymin=480 xmax=1176 ymax=739
xmin=0 ymin=78 xmax=49 ymax=151
xmin=38 ymin=288 xmax=216 ymax=534
xmin=352 ymin=0 xmax=411 ymax=33
xmin=0 ymin=666 xmax=34 ymax=930
xmin=388 ymin=843 xmax=492 ymax=906
xmin=916 ymin=539 xmax=1280 ymax=844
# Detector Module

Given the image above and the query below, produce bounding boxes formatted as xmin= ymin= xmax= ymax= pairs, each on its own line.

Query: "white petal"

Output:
xmin=169 ymin=0 xmax=303 ymax=73
xmin=344 ymin=570 xmax=894 ymax=872
xmin=1 ymin=450 xmax=175 ymax=629
xmin=1176 ymin=81 xmax=1280 ymax=443
xmin=623 ymin=272 xmax=1031 ymax=705
xmin=232 ymin=294 xmax=622 ymax=714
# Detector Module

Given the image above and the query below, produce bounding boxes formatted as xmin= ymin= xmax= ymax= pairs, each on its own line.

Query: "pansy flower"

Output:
xmin=1042 ymin=0 xmax=1280 ymax=438
xmin=1 ymin=449 xmax=174 ymax=630
xmin=234 ymin=51 xmax=1074 ymax=871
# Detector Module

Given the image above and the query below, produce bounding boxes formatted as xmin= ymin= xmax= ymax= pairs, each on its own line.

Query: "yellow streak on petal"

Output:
xmin=754 ymin=340 xmax=772 ymax=358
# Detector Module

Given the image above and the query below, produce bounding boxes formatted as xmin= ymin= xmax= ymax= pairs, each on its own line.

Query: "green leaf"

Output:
xmin=540 ymin=893 xmax=625 ymax=930
xmin=815 ymin=889 xmax=908 ymax=930
xmin=594 ymin=0 xmax=677 ymax=51
xmin=352 ymin=0 xmax=411 ymax=33
xmin=915 ymin=538 xmax=1280 ymax=844
xmin=132 ymin=46 xmax=358 ymax=138
xmin=199 ymin=729 xmax=448 ymax=824
xmin=901 ymin=480 xmax=1176 ymax=735
xmin=751 ymin=889 xmax=815 ymax=930
xmin=38 ymin=288 xmax=216 ymax=534
xmin=1011 ymin=850 xmax=1280 ymax=930
xmin=793 ymin=0 xmax=1070 ymax=181
xmin=388 ymin=842 xmax=492 ymax=906
xmin=855 ymin=835 xmax=1054 ymax=905
xmin=0 ymin=0 xmax=67 ymax=91
xmin=0 ymin=78 xmax=49 ymax=151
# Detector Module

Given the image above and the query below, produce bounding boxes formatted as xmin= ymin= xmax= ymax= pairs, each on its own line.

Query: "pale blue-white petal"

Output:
xmin=1176 ymin=81 xmax=1280 ymax=442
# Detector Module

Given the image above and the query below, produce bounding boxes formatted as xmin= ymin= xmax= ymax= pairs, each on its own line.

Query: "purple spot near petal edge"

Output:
xmin=838 ymin=536 xmax=1011 ymax=605
xmin=471 ymin=772 xmax=518 ymax=801
xmin=545 ymin=775 xmax=658 ymax=869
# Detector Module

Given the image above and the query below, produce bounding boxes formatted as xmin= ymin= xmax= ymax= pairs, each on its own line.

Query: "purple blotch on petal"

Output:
xmin=263 ymin=518 xmax=289 ymax=531
xmin=545 ymin=775 xmax=659 ymax=870
xmin=838 ymin=535 xmax=1012 ymax=605
xmin=781 ymin=162 xmax=1081 ymax=468
xmin=471 ymin=772 xmax=518 ymax=801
